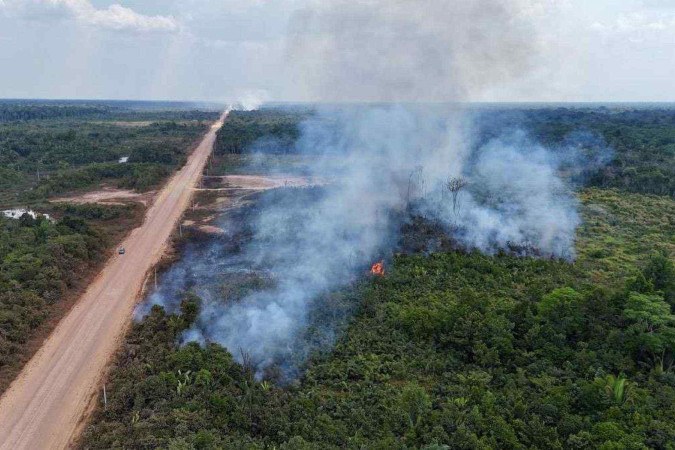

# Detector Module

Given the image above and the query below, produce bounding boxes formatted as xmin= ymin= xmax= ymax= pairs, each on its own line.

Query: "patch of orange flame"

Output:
xmin=370 ymin=261 xmax=385 ymax=276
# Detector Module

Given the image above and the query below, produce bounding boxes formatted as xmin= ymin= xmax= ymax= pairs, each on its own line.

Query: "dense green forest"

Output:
xmin=0 ymin=101 xmax=219 ymax=393
xmin=487 ymin=107 xmax=675 ymax=197
xmin=214 ymin=109 xmax=306 ymax=155
xmin=0 ymin=100 xmax=220 ymax=122
xmin=0 ymin=212 xmax=104 ymax=388
xmin=81 ymin=106 xmax=675 ymax=449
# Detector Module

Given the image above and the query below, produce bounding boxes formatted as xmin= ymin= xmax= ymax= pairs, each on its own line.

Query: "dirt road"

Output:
xmin=0 ymin=112 xmax=227 ymax=450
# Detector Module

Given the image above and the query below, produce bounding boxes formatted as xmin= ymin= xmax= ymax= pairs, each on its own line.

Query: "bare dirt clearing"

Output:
xmin=0 ymin=113 xmax=227 ymax=450
xmin=51 ymin=188 xmax=155 ymax=206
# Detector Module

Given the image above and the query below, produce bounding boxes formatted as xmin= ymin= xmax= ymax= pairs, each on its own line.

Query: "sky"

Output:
xmin=0 ymin=0 xmax=673 ymax=103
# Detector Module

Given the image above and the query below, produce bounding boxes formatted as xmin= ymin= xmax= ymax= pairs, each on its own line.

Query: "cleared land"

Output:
xmin=0 ymin=113 xmax=226 ymax=450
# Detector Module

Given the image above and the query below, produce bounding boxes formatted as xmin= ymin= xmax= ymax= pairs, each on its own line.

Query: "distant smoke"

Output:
xmin=231 ymin=89 xmax=271 ymax=111
xmin=144 ymin=1 xmax=611 ymax=379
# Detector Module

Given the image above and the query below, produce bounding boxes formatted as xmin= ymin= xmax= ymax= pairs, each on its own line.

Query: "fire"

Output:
xmin=370 ymin=260 xmax=385 ymax=276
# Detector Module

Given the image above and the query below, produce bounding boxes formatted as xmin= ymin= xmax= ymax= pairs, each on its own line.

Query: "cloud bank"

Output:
xmin=0 ymin=0 xmax=179 ymax=32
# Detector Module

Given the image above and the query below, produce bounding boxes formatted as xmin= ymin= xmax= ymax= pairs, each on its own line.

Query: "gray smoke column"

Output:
xmin=179 ymin=0 xmax=598 ymax=377
xmin=285 ymin=0 xmax=539 ymax=102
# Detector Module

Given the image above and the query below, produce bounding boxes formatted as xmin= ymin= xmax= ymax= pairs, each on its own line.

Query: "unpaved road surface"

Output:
xmin=0 ymin=112 xmax=227 ymax=450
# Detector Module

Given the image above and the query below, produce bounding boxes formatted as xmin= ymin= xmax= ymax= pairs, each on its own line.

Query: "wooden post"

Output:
xmin=103 ymin=384 xmax=107 ymax=410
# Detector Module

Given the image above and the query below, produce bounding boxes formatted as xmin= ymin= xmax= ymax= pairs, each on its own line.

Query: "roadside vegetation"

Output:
xmin=0 ymin=100 xmax=220 ymax=393
xmin=0 ymin=211 xmax=109 ymax=392
xmin=81 ymin=106 xmax=675 ymax=449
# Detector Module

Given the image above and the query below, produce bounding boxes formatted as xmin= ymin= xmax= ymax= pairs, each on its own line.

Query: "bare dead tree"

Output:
xmin=446 ymin=177 xmax=468 ymax=217
xmin=406 ymin=165 xmax=425 ymax=209
xmin=239 ymin=348 xmax=254 ymax=382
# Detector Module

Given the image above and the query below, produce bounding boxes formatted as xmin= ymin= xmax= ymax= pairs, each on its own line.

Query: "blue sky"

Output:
xmin=0 ymin=0 xmax=672 ymax=102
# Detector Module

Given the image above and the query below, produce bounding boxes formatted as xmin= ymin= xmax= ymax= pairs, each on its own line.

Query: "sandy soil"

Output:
xmin=0 ymin=112 xmax=227 ymax=450
xmin=51 ymin=188 xmax=154 ymax=206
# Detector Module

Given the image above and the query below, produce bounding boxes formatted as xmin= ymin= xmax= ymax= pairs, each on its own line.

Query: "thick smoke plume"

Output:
xmin=143 ymin=1 xmax=608 ymax=379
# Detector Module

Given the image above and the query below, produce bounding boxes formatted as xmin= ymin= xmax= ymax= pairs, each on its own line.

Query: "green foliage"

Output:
xmin=538 ymin=287 xmax=585 ymax=337
xmin=623 ymin=292 xmax=675 ymax=372
xmin=482 ymin=106 xmax=675 ymax=197
xmin=399 ymin=383 xmax=432 ymax=429
xmin=49 ymin=203 xmax=136 ymax=221
xmin=596 ymin=374 xmax=635 ymax=405
xmin=0 ymin=100 xmax=219 ymax=123
xmin=0 ymin=214 xmax=106 ymax=370
xmin=643 ymin=253 xmax=675 ymax=306
xmin=25 ymin=163 xmax=172 ymax=199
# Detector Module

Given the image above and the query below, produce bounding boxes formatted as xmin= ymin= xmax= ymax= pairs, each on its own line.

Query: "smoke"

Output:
xmin=231 ymin=89 xmax=271 ymax=111
xmin=175 ymin=103 xmax=607 ymax=379
xmin=285 ymin=0 xmax=540 ymax=102
xmin=141 ymin=0 xmax=611 ymax=379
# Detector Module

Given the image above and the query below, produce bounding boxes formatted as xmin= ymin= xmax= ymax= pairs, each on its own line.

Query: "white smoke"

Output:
xmin=179 ymin=103 xmax=592 ymax=378
xmin=231 ymin=89 xmax=271 ymax=111
xmin=170 ymin=0 xmax=603 ymax=378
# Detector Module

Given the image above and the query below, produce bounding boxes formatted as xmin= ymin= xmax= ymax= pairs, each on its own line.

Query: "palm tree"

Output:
xmin=602 ymin=374 xmax=634 ymax=405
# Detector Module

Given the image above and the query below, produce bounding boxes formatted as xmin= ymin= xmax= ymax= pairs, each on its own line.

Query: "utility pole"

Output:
xmin=103 ymin=384 xmax=107 ymax=410
xmin=154 ymin=268 xmax=158 ymax=290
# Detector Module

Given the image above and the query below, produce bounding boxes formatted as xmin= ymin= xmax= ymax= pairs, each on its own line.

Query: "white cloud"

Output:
xmin=591 ymin=11 xmax=675 ymax=43
xmin=0 ymin=0 xmax=179 ymax=32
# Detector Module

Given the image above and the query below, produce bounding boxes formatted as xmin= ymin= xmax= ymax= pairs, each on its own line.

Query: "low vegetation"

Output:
xmin=0 ymin=213 xmax=106 ymax=390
